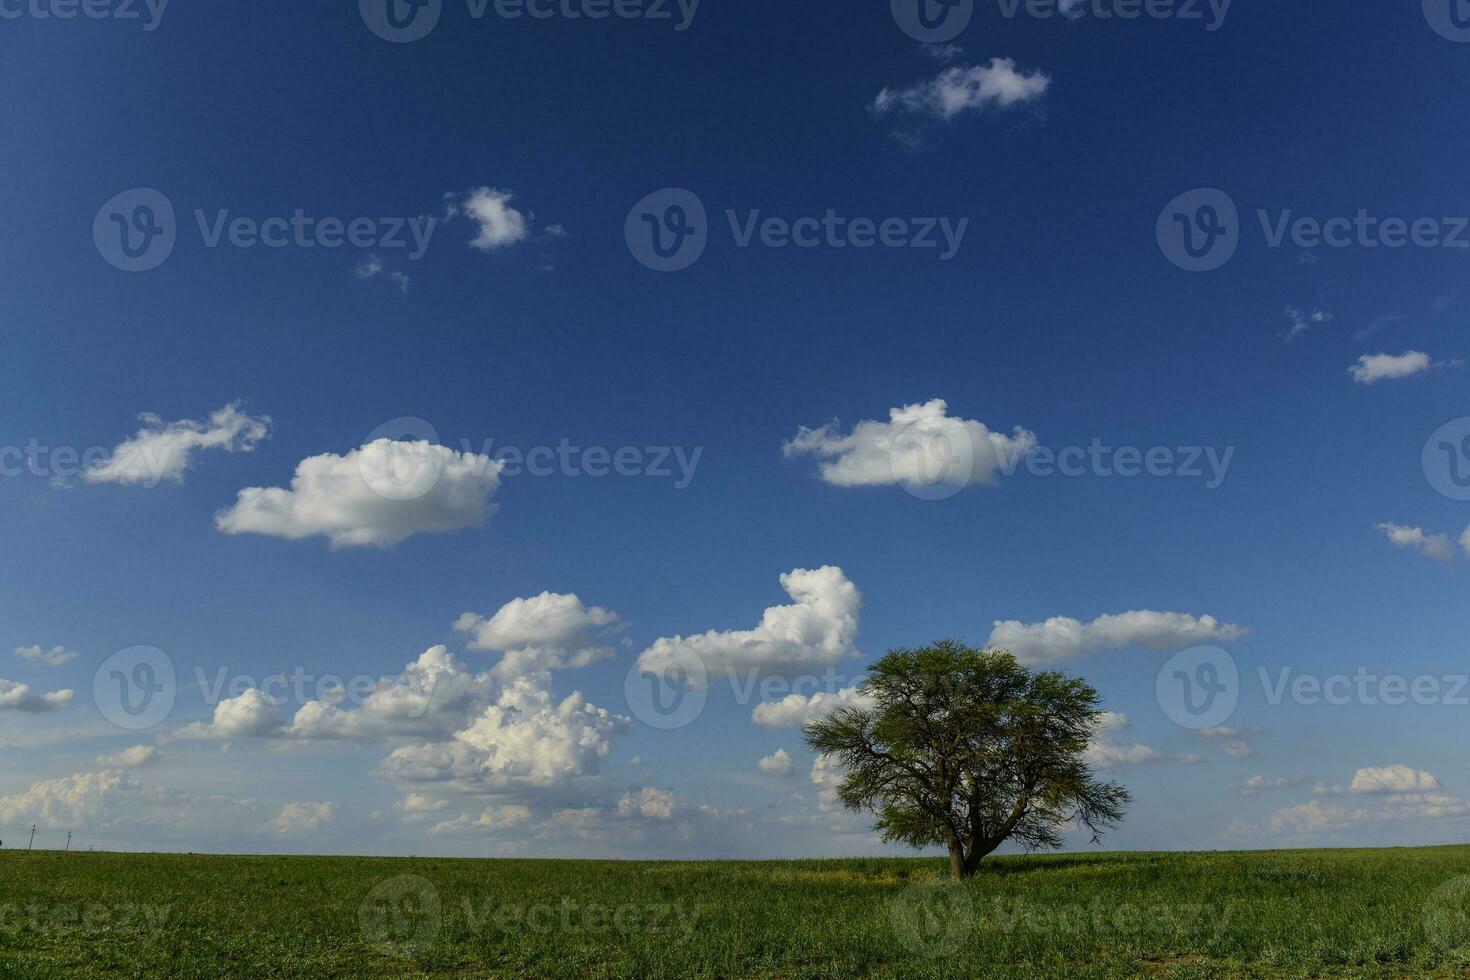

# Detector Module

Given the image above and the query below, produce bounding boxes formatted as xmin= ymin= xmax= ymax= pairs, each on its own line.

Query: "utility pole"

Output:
xmin=27 ymin=824 xmax=36 ymax=851
xmin=65 ymin=832 xmax=71 ymax=852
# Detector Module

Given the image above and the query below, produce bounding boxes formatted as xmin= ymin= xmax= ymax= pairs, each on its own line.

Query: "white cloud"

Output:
xmin=429 ymin=804 xmax=532 ymax=835
xmin=216 ymin=439 xmax=502 ymax=548
xmin=810 ymin=754 xmax=843 ymax=811
xmin=618 ymin=787 xmax=676 ymax=821
xmin=1349 ymin=351 xmax=1436 ymax=384
xmin=173 ymin=689 xmax=286 ymax=741
xmin=1198 ymin=727 xmax=1252 ymax=759
xmin=85 ymin=403 xmax=270 ymax=486
xmin=987 ymin=610 xmax=1245 ymax=665
xmin=0 ymin=678 xmax=73 ymax=713
xmin=0 ymin=770 xmax=170 ymax=829
xmin=1463 ymin=526 xmax=1470 ymax=558
xmin=1086 ymin=712 xmax=1201 ymax=770
xmin=15 ymin=645 xmax=78 ymax=667
xmin=288 ymin=647 xmax=494 ymax=742
xmin=96 ymin=745 xmax=159 ymax=768
xmin=395 ymin=793 xmax=450 ymax=817
xmin=636 ymin=566 xmax=861 ymax=683
xmin=757 ymin=748 xmax=797 ymax=778
xmin=1237 ymin=775 xmax=1302 ymax=795
xmin=784 ymin=399 xmax=1035 ymax=491
xmin=377 ymin=675 xmax=630 ymax=792
xmin=1284 ymin=306 xmax=1333 ymax=341
xmin=267 ymin=801 xmax=336 ymax=834
xmin=751 ymin=686 xmax=875 ymax=728
xmin=873 ymin=58 xmax=1051 ymax=121
xmin=1348 ymin=765 xmax=1441 ymax=795
xmin=1376 ymin=523 xmax=1456 ymax=566
xmin=454 ymin=592 xmax=624 ymax=679
xmin=453 ymin=187 xmax=531 ymax=250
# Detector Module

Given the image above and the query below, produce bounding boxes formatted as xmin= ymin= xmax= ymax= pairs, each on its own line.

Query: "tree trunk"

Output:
xmin=948 ymin=842 xmax=967 ymax=879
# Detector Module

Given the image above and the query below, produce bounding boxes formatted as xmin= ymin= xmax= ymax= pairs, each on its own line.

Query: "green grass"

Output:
xmin=4 ymin=846 xmax=1470 ymax=977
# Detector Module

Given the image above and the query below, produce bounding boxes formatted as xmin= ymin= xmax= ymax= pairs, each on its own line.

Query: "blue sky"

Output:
xmin=2 ymin=0 xmax=1469 ymax=857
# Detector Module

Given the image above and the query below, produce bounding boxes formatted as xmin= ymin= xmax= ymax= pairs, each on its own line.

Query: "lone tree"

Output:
xmin=804 ymin=640 xmax=1129 ymax=879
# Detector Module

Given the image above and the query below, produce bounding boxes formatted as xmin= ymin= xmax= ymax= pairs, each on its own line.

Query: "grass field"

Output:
xmin=3 ymin=846 xmax=1470 ymax=977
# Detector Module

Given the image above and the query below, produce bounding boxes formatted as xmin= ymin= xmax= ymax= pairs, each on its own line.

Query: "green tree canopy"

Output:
xmin=803 ymin=640 xmax=1130 ymax=878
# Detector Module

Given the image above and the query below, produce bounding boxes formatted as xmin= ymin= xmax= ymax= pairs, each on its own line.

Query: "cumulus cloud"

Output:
xmin=288 ymin=647 xmax=494 ymax=742
xmin=454 ymin=592 xmax=624 ymax=679
xmin=96 ymin=745 xmax=159 ymax=769
xmin=1085 ymin=712 xmax=1201 ymax=770
xmin=784 ymin=400 xmax=1035 ymax=492
xmin=377 ymin=675 xmax=630 ymax=792
xmin=173 ymin=689 xmax=285 ymax=741
xmin=14 ymin=645 xmax=78 ymax=667
xmin=215 ymin=439 xmax=502 ymax=548
xmin=1348 ymin=351 xmax=1442 ymax=384
xmin=757 ymin=748 xmax=797 ymax=778
xmin=429 ymin=804 xmax=532 ymax=835
xmin=0 ymin=678 xmax=74 ymax=713
xmin=1237 ymin=775 xmax=1303 ymax=796
xmin=1376 ymin=523 xmax=1457 ymax=566
xmin=451 ymin=187 xmax=531 ymax=250
xmin=1198 ymin=727 xmax=1252 ymax=759
xmin=85 ymin=403 xmax=270 ymax=486
xmin=618 ymin=787 xmax=676 ymax=821
xmin=636 ymin=567 xmax=861 ymax=683
xmin=1347 ymin=765 xmax=1441 ymax=795
xmin=873 ymin=58 xmax=1051 ymax=122
xmin=751 ymin=686 xmax=875 ymax=729
xmin=0 ymin=770 xmax=178 ymax=829
xmin=987 ymin=610 xmax=1246 ymax=665
xmin=267 ymin=801 xmax=336 ymax=834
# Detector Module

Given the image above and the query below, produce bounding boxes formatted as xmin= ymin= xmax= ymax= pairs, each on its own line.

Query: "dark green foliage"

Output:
xmin=805 ymin=641 xmax=1130 ymax=877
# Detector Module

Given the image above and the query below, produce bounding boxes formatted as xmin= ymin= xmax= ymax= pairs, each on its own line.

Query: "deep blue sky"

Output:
xmin=1 ymin=1 xmax=1468 ymax=856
